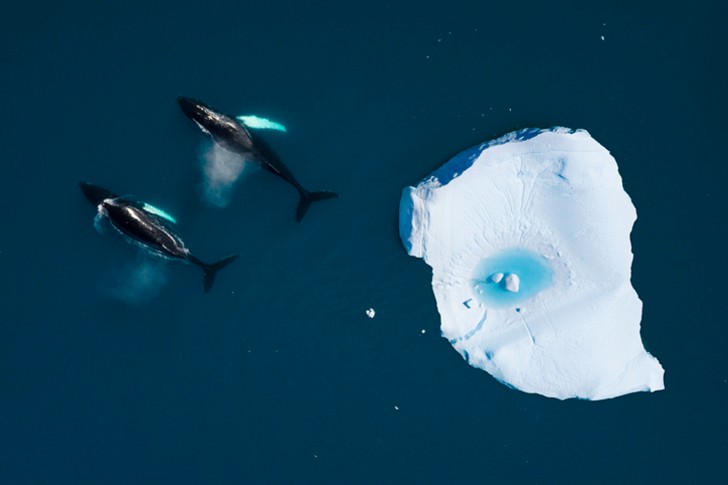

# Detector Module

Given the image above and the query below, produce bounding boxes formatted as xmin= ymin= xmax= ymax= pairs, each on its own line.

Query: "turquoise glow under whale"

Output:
xmin=236 ymin=115 xmax=287 ymax=132
xmin=142 ymin=203 xmax=177 ymax=224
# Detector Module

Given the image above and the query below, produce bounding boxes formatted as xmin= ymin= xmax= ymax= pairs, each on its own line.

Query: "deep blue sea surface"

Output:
xmin=1 ymin=1 xmax=726 ymax=483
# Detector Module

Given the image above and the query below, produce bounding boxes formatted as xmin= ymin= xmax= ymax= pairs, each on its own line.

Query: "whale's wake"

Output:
xmin=107 ymin=258 xmax=168 ymax=304
xmin=199 ymin=143 xmax=252 ymax=207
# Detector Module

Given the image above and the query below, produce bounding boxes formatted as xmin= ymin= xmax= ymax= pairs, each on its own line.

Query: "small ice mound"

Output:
xmin=504 ymin=273 xmax=520 ymax=293
xmin=399 ymin=127 xmax=664 ymax=400
xmin=366 ymin=308 xmax=376 ymax=318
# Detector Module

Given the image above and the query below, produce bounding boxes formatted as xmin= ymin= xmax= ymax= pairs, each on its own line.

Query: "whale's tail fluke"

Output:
xmin=296 ymin=190 xmax=338 ymax=222
xmin=190 ymin=254 xmax=239 ymax=293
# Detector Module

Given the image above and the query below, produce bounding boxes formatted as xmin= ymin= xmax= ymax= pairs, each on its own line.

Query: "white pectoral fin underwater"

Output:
xmin=79 ymin=182 xmax=238 ymax=294
xmin=236 ymin=114 xmax=287 ymax=132
xmin=141 ymin=203 xmax=177 ymax=224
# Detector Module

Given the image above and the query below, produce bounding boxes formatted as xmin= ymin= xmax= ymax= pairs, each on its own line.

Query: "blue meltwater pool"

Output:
xmin=473 ymin=248 xmax=553 ymax=308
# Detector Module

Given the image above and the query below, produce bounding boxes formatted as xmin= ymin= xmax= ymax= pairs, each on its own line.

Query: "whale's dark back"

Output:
xmin=103 ymin=201 xmax=189 ymax=261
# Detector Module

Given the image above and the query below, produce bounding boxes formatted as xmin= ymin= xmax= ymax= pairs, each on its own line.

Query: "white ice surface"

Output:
xmin=399 ymin=128 xmax=664 ymax=400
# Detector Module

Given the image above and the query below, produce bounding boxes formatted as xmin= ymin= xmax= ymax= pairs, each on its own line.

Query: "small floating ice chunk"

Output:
xmin=504 ymin=273 xmax=520 ymax=293
xmin=366 ymin=308 xmax=376 ymax=318
xmin=398 ymin=127 xmax=664 ymax=400
xmin=489 ymin=272 xmax=504 ymax=284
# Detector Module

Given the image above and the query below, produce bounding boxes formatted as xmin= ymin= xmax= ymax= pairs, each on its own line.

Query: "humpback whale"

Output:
xmin=177 ymin=96 xmax=338 ymax=221
xmin=80 ymin=182 xmax=238 ymax=293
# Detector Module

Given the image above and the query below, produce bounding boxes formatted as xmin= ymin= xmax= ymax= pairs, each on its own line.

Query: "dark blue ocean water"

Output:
xmin=1 ymin=1 xmax=726 ymax=483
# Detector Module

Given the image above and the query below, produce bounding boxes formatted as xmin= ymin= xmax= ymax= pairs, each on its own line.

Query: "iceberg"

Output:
xmin=399 ymin=127 xmax=664 ymax=400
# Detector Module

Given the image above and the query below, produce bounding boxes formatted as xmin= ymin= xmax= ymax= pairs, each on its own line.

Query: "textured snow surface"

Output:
xmin=399 ymin=128 xmax=664 ymax=400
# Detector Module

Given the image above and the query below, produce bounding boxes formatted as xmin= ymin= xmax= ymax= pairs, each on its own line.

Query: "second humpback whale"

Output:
xmin=80 ymin=182 xmax=238 ymax=293
xmin=177 ymin=96 xmax=338 ymax=222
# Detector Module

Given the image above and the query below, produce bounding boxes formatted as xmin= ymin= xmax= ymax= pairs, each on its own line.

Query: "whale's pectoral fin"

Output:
xmin=236 ymin=115 xmax=287 ymax=132
xmin=296 ymin=190 xmax=339 ymax=222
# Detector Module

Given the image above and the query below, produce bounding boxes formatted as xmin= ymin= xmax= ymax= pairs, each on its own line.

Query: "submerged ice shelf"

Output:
xmin=399 ymin=127 xmax=664 ymax=400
